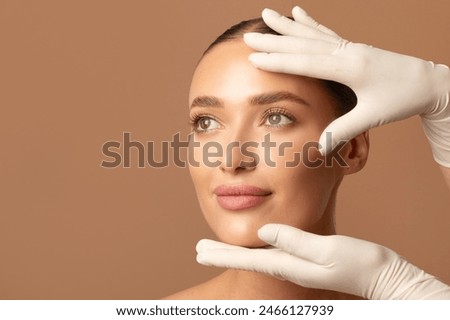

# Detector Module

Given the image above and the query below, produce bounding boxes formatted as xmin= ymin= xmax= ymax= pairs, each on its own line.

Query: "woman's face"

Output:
xmin=188 ymin=41 xmax=345 ymax=247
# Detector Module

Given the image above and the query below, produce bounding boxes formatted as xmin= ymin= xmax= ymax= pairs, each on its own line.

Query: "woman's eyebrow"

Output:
xmin=249 ymin=91 xmax=310 ymax=107
xmin=190 ymin=91 xmax=310 ymax=109
xmin=190 ymin=96 xmax=224 ymax=109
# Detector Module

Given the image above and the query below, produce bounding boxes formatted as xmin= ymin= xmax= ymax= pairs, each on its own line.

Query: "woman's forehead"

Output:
xmin=190 ymin=41 xmax=332 ymax=111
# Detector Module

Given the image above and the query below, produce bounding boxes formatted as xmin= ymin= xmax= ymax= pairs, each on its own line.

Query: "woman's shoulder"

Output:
xmin=162 ymin=284 xmax=206 ymax=300
xmin=161 ymin=274 xmax=227 ymax=300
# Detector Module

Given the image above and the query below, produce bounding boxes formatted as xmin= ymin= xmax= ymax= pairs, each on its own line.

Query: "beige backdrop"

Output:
xmin=0 ymin=0 xmax=449 ymax=299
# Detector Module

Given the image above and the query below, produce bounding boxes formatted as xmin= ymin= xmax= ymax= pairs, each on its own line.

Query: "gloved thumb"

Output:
xmin=318 ymin=106 xmax=374 ymax=155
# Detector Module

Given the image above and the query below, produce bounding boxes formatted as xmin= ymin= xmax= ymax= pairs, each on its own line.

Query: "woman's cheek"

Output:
xmin=266 ymin=137 xmax=336 ymax=229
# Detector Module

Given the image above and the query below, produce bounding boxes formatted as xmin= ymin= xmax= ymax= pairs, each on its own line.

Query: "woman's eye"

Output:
xmin=265 ymin=113 xmax=293 ymax=127
xmin=194 ymin=117 xmax=220 ymax=132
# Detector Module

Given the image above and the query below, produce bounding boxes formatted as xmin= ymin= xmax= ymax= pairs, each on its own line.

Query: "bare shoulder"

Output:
xmin=162 ymin=283 xmax=207 ymax=300
xmin=162 ymin=274 xmax=227 ymax=300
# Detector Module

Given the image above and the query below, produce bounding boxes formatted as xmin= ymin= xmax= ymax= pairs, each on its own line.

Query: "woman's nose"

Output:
xmin=219 ymin=135 xmax=258 ymax=174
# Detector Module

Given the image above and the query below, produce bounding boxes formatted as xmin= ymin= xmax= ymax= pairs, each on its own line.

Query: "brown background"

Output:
xmin=0 ymin=0 xmax=449 ymax=299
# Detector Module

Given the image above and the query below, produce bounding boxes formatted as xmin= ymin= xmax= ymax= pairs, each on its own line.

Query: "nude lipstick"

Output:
xmin=213 ymin=185 xmax=272 ymax=211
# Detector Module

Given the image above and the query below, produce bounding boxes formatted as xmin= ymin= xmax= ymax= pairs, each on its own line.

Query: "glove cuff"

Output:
xmin=421 ymin=65 xmax=450 ymax=167
xmin=421 ymin=92 xmax=450 ymax=167
xmin=374 ymin=255 xmax=450 ymax=299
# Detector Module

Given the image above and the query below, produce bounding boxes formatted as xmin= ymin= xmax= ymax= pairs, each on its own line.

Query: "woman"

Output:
xmin=165 ymin=16 xmax=369 ymax=299
xmin=195 ymin=7 xmax=450 ymax=300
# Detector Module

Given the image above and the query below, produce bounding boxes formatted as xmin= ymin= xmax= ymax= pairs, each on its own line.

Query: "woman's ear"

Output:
xmin=337 ymin=131 xmax=370 ymax=175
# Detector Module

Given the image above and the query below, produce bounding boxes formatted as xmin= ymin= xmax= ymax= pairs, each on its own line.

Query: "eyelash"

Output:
xmin=189 ymin=107 xmax=296 ymax=133
xmin=189 ymin=112 xmax=219 ymax=133
xmin=261 ymin=107 xmax=296 ymax=128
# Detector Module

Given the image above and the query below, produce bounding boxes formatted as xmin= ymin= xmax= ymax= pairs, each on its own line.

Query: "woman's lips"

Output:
xmin=213 ymin=185 xmax=272 ymax=211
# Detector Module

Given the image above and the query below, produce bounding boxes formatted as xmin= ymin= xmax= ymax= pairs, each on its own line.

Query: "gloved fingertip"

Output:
xmin=196 ymin=253 xmax=208 ymax=265
xmin=292 ymin=6 xmax=306 ymax=17
xmin=248 ymin=52 xmax=267 ymax=67
xmin=317 ymin=145 xmax=325 ymax=156
xmin=257 ymin=224 xmax=280 ymax=244
xmin=195 ymin=239 xmax=208 ymax=252
xmin=243 ymin=32 xmax=261 ymax=44
xmin=318 ymin=132 xmax=334 ymax=156
xmin=262 ymin=8 xmax=280 ymax=20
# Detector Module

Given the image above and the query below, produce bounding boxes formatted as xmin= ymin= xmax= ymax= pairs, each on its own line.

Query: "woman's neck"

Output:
xmin=164 ymin=267 xmax=359 ymax=300
xmin=211 ymin=269 xmax=348 ymax=300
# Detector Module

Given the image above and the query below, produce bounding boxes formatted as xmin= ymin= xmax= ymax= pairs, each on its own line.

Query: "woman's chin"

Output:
xmin=216 ymin=230 xmax=268 ymax=248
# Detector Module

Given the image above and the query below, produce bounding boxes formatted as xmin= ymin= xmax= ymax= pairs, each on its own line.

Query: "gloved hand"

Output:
xmin=243 ymin=7 xmax=450 ymax=167
xmin=196 ymin=224 xmax=450 ymax=300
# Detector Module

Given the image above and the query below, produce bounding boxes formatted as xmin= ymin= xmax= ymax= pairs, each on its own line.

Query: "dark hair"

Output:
xmin=203 ymin=17 xmax=357 ymax=117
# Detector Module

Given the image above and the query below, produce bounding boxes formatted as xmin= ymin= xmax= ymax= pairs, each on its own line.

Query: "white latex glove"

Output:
xmin=196 ymin=224 xmax=450 ymax=300
xmin=243 ymin=7 xmax=450 ymax=166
